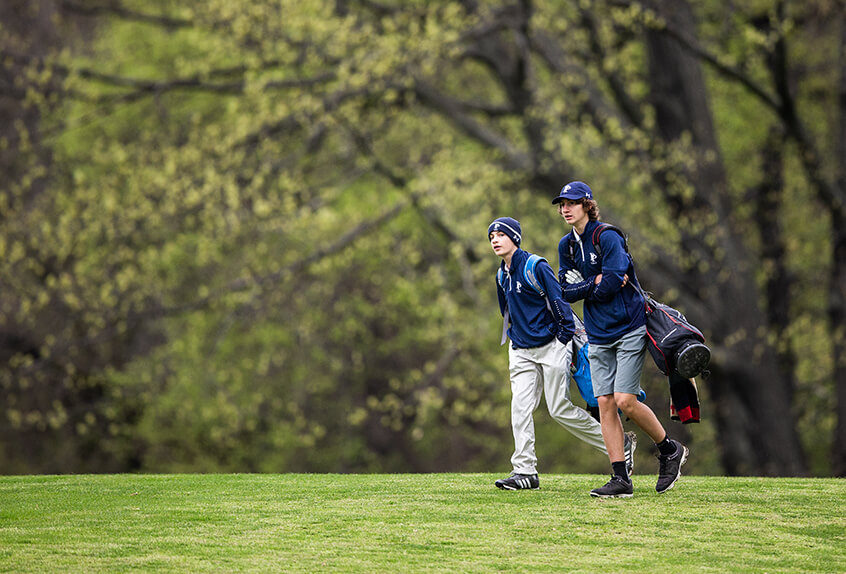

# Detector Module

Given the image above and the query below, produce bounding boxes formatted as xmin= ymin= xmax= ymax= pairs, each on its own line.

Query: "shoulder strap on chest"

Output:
xmin=496 ymin=265 xmax=506 ymax=290
xmin=591 ymin=223 xmax=628 ymax=258
xmin=564 ymin=232 xmax=576 ymax=262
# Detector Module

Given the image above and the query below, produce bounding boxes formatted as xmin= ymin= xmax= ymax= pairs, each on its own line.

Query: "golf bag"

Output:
xmin=641 ymin=296 xmax=710 ymax=378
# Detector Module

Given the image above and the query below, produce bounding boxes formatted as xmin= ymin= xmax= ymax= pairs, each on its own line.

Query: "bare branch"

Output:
xmin=2 ymin=51 xmax=334 ymax=102
xmin=413 ymin=81 xmax=531 ymax=171
xmin=236 ymin=85 xmax=368 ymax=150
xmin=351 ymin=0 xmax=400 ymax=17
xmin=340 ymin=118 xmax=483 ymax=267
xmin=618 ymin=0 xmax=781 ymax=112
xmin=530 ymin=30 xmax=633 ymax=130
xmin=136 ymin=200 xmax=411 ymax=320
xmin=454 ymin=100 xmax=515 ymax=117
xmin=76 ymin=68 xmax=334 ymax=99
xmin=629 ymin=0 xmax=844 ymax=214
xmin=659 ymin=18 xmax=781 ymax=112
xmin=767 ymin=4 xmax=846 ymax=216
xmin=59 ymin=0 xmax=193 ymax=28
xmin=579 ymin=7 xmax=645 ymax=127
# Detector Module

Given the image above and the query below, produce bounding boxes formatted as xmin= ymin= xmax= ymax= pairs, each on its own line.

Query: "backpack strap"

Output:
xmin=591 ymin=223 xmax=628 ymax=259
xmin=592 ymin=223 xmax=652 ymax=304
xmin=496 ymin=256 xmax=549 ymax=296
xmin=563 ymin=231 xmax=576 ymax=264
xmin=496 ymin=263 xmax=510 ymax=346
xmin=522 ymin=254 xmax=548 ymax=297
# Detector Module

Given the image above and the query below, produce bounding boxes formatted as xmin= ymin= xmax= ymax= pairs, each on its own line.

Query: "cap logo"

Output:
xmin=565 ymin=185 xmax=571 ymax=191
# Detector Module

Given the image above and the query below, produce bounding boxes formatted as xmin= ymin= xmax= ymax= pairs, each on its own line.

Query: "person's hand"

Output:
xmin=565 ymin=269 xmax=584 ymax=284
xmin=595 ymin=274 xmax=628 ymax=286
xmin=556 ymin=326 xmax=572 ymax=345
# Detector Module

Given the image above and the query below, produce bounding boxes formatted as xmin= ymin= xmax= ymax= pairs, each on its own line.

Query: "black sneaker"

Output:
xmin=675 ymin=342 xmax=711 ymax=378
xmin=495 ymin=473 xmax=539 ymax=490
xmin=624 ymin=431 xmax=637 ymax=476
xmin=590 ymin=475 xmax=633 ymax=498
xmin=656 ymin=441 xmax=689 ymax=493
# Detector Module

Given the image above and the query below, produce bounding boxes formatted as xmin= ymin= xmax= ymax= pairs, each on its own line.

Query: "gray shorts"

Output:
xmin=588 ymin=325 xmax=647 ymax=396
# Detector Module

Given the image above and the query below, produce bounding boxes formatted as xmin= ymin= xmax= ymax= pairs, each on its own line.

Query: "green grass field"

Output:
xmin=0 ymin=473 xmax=843 ymax=573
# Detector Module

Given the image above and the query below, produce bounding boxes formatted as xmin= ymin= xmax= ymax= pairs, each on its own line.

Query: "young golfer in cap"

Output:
xmin=554 ymin=182 xmax=689 ymax=498
xmin=488 ymin=216 xmax=635 ymax=490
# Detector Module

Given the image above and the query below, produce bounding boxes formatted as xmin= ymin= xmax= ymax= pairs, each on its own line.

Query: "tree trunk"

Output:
xmin=753 ymin=126 xmax=796 ymax=399
xmin=831 ymin=11 xmax=846 ymax=476
xmin=644 ymin=0 xmax=807 ymax=475
xmin=831 ymin=213 xmax=846 ymax=476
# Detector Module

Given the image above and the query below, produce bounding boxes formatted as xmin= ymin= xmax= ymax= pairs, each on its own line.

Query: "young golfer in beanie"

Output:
xmin=488 ymin=217 xmax=635 ymax=490
xmin=553 ymin=182 xmax=689 ymax=498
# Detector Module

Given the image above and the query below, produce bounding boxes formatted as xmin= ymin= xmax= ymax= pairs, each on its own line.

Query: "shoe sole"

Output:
xmin=676 ymin=344 xmax=710 ymax=378
xmin=495 ymin=479 xmax=540 ymax=491
xmin=589 ymin=491 xmax=633 ymax=499
xmin=624 ymin=431 xmax=637 ymax=476
xmin=656 ymin=445 xmax=689 ymax=494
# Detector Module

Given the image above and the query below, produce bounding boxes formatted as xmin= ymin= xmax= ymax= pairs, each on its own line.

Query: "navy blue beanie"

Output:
xmin=487 ymin=217 xmax=522 ymax=247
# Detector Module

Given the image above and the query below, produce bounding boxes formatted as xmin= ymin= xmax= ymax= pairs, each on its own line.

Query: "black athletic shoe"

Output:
xmin=675 ymin=342 xmax=711 ymax=378
xmin=590 ymin=475 xmax=634 ymax=498
xmin=624 ymin=431 xmax=637 ymax=476
xmin=656 ymin=441 xmax=689 ymax=493
xmin=495 ymin=473 xmax=539 ymax=490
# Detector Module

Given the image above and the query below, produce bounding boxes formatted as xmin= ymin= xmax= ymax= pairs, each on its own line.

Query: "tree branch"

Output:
xmin=618 ymin=0 xmax=781 ymax=112
xmin=413 ymin=81 xmax=531 ymax=171
xmin=59 ymin=0 xmax=194 ymax=28
xmin=530 ymin=30 xmax=635 ymax=131
xmin=236 ymin=85 xmax=367 ymax=150
xmin=135 ymin=200 xmax=412 ymax=321
xmin=579 ymin=7 xmax=645 ymax=127
xmin=769 ymin=17 xmax=846 ymax=216
xmin=628 ymin=0 xmax=845 ymax=214
xmin=340 ymin=119 xmax=483 ymax=268
xmin=2 ymin=51 xmax=334 ymax=102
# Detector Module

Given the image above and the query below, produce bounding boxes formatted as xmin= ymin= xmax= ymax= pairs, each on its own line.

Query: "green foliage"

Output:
xmin=0 ymin=0 xmax=841 ymax=475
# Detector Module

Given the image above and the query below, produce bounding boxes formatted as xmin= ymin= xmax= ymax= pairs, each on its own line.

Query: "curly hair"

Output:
xmin=582 ymin=199 xmax=600 ymax=221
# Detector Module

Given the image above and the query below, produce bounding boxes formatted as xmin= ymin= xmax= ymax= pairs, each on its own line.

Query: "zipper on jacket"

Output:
xmin=573 ymin=230 xmax=586 ymax=262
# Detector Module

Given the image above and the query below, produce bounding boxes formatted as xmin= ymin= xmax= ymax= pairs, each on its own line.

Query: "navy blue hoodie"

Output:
xmin=497 ymin=249 xmax=575 ymax=349
xmin=557 ymin=220 xmax=646 ymax=344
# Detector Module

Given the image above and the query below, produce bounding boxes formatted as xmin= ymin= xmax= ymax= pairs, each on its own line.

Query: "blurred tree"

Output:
xmin=0 ymin=0 xmax=841 ymax=476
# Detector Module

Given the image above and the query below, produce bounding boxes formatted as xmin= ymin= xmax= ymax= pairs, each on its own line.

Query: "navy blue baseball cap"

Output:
xmin=487 ymin=217 xmax=522 ymax=247
xmin=552 ymin=181 xmax=593 ymax=204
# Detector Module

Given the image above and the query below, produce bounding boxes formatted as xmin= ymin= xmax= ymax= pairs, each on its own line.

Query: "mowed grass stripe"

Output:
xmin=0 ymin=474 xmax=843 ymax=573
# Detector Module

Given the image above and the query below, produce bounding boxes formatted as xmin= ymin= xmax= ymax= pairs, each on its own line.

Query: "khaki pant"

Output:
xmin=508 ymin=338 xmax=607 ymax=475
